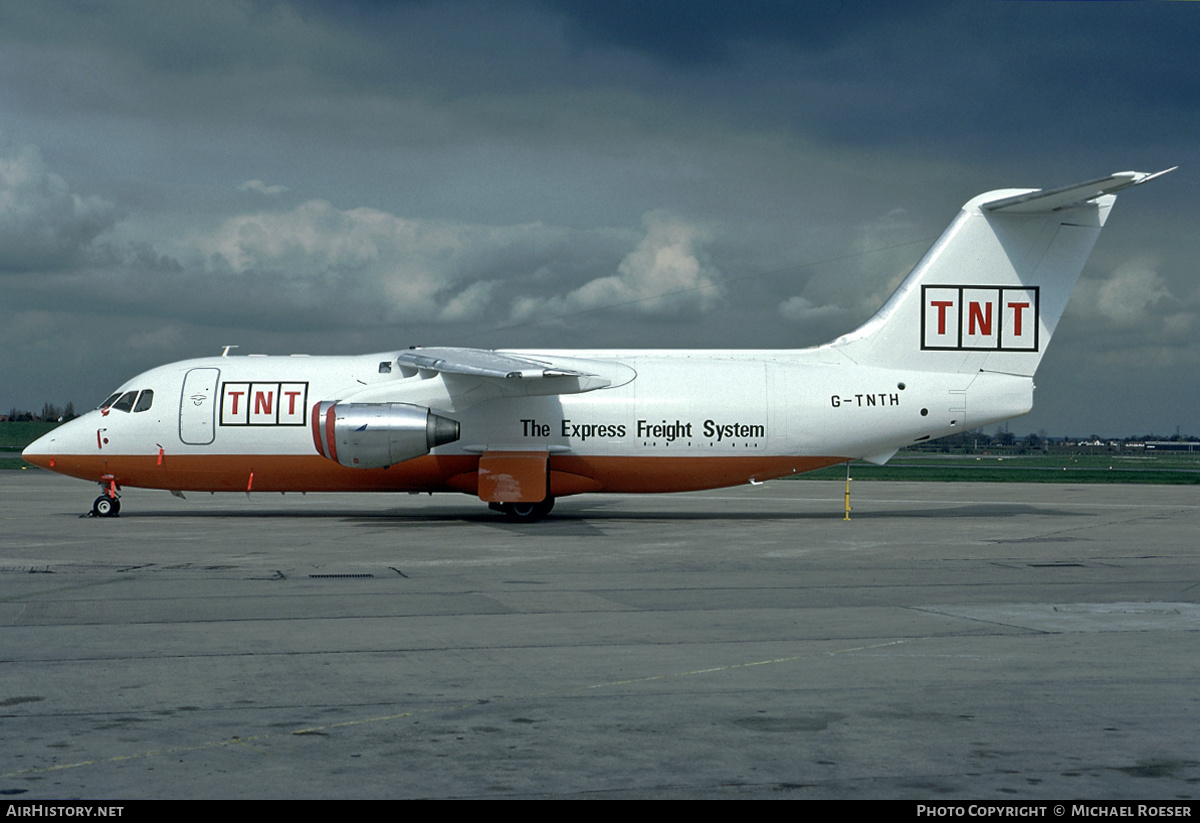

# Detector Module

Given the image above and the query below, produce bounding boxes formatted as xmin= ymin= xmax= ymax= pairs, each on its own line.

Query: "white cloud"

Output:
xmin=1073 ymin=256 xmax=1180 ymax=326
xmin=177 ymin=201 xmax=727 ymax=328
xmin=0 ymin=142 xmax=116 ymax=272
xmin=194 ymin=199 xmax=389 ymax=274
xmin=579 ymin=210 xmax=722 ymax=313
xmin=181 ymin=199 xmax=627 ymax=324
xmin=778 ymin=207 xmax=920 ymax=330
xmin=778 ymin=295 xmax=849 ymax=324
xmin=510 ymin=210 xmax=723 ymax=323
xmin=1095 ymin=258 xmax=1174 ymax=324
xmin=237 ymin=180 xmax=289 ymax=197
xmin=438 ymin=279 xmax=500 ymax=322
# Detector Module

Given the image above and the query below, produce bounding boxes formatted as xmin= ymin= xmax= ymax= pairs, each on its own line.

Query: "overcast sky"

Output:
xmin=2 ymin=0 xmax=1196 ymax=436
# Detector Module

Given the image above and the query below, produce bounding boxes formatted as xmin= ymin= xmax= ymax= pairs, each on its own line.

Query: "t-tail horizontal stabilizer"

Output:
xmin=829 ymin=167 xmax=1175 ymax=378
xmin=983 ymin=168 xmax=1176 ymax=214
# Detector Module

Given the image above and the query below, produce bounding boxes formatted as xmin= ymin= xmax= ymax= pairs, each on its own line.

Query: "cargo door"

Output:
xmin=180 ymin=368 xmax=220 ymax=445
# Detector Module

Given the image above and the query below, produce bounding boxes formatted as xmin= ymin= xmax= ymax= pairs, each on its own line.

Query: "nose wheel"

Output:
xmin=92 ymin=493 xmax=121 ymax=517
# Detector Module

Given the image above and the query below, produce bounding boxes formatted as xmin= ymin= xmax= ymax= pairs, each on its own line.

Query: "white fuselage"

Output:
xmin=23 ymin=348 xmax=1032 ymax=498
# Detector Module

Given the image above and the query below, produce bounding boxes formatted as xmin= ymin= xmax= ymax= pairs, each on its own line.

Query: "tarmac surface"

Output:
xmin=1 ymin=470 xmax=1198 ymax=800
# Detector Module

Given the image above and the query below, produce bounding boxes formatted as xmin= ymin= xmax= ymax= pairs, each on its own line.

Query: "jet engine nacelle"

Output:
xmin=311 ymin=401 xmax=460 ymax=469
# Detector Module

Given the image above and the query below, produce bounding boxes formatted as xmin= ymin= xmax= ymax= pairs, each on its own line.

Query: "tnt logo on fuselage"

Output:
xmin=921 ymin=285 xmax=1039 ymax=351
xmin=220 ymin=382 xmax=309 ymax=426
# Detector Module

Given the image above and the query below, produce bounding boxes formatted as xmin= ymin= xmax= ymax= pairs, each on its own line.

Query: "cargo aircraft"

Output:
xmin=23 ymin=169 xmax=1172 ymax=520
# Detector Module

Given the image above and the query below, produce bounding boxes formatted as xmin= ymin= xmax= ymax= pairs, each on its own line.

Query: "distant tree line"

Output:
xmin=3 ymin=403 xmax=77 ymax=423
xmin=913 ymin=429 xmax=1198 ymax=454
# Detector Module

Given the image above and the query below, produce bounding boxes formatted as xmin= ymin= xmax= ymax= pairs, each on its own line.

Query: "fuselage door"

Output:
xmin=180 ymin=368 xmax=220 ymax=445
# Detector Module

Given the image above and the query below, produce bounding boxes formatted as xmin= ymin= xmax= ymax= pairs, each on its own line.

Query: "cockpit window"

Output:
xmin=133 ymin=390 xmax=154 ymax=412
xmin=99 ymin=392 xmax=122 ymax=410
xmin=111 ymin=391 xmax=138 ymax=413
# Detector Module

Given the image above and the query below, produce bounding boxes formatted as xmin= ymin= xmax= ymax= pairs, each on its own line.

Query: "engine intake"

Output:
xmin=311 ymin=402 xmax=460 ymax=468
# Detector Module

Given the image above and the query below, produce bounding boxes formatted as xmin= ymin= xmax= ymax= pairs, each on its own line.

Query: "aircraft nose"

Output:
xmin=22 ymin=414 xmax=93 ymax=471
xmin=22 ymin=428 xmax=58 ymax=469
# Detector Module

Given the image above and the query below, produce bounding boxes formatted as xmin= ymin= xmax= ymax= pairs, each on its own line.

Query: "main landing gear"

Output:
xmin=490 ymin=497 xmax=556 ymax=522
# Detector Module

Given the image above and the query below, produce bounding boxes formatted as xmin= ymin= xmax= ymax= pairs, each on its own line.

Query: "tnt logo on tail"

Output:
xmin=921 ymin=285 xmax=1039 ymax=351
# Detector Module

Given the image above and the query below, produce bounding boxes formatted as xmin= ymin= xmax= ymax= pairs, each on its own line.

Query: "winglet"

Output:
xmin=983 ymin=167 xmax=1176 ymax=214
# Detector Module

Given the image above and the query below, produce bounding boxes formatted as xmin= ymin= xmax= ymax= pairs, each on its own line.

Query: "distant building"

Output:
xmin=1144 ymin=441 xmax=1199 ymax=452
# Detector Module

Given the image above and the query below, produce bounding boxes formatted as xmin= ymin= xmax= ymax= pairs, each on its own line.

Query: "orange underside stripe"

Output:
xmin=25 ymin=452 xmax=848 ymax=497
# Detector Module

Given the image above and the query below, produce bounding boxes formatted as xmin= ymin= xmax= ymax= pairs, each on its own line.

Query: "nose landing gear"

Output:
xmin=91 ymin=477 xmax=121 ymax=517
xmin=91 ymin=494 xmax=121 ymax=517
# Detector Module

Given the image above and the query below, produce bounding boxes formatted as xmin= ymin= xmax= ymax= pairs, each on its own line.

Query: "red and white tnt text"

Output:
xmin=220 ymin=382 xmax=309 ymax=426
xmin=922 ymin=285 xmax=1039 ymax=351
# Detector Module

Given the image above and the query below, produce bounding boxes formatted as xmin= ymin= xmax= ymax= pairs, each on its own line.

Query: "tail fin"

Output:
xmin=831 ymin=169 xmax=1174 ymax=376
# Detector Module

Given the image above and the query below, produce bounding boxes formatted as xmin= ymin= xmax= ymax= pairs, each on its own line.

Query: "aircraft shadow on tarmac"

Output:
xmin=83 ymin=501 xmax=1082 ymax=524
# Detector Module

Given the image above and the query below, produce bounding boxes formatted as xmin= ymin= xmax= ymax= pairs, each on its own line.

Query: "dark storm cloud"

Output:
xmin=538 ymin=0 xmax=947 ymax=65
xmin=537 ymin=0 xmax=1197 ymax=170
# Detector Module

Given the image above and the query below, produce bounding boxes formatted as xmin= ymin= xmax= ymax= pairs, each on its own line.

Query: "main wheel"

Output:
xmin=92 ymin=495 xmax=121 ymax=517
xmin=500 ymin=497 xmax=555 ymax=522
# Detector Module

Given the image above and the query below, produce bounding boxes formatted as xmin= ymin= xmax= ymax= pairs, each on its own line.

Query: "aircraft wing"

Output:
xmin=396 ymin=347 xmax=614 ymax=392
